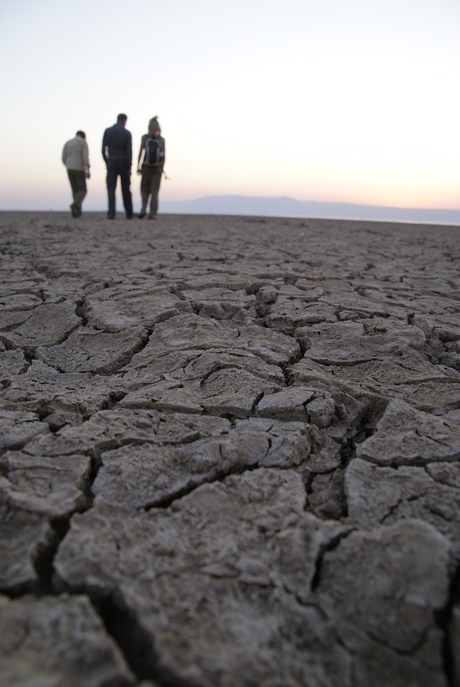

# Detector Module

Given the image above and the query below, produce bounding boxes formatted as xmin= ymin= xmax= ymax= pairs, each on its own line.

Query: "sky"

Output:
xmin=0 ymin=0 xmax=459 ymax=213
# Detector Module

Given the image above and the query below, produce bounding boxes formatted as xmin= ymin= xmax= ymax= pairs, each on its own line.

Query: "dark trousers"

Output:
xmin=140 ymin=164 xmax=163 ymax=217
xmin=106 ymin=159 xmax=133 ymax=218
xmin=67 ymin=170 xmax=87 ymax=212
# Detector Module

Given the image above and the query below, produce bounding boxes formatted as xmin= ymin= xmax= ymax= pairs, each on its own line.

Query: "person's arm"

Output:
xmin=127 ymin=131 xmax=132 ymax=171
xmin=137 ymin=135 xmax=145 ymax=174
xmin=83 ymin=140 xmax=90 ymax=170
xmin=102 ymin=129 xmax=108 ymax=164
xmin=62 ymin=142 xmax=67 ymax=165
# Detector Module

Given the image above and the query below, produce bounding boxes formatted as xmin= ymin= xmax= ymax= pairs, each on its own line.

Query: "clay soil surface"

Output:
xmin=1 ymin=211 xmax=460 ymax=686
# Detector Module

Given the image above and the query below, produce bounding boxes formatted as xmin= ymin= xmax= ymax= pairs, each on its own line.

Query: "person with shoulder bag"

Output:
xmin=137 ymin=116 xmax=166 ymax=219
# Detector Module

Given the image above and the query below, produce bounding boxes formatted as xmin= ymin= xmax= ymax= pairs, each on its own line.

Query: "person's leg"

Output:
xmin=139 ymin=166 xmax=151 ymax=217
xmin=67 ymin=170 xmax=79 ymax=216
xmin=73 ymin=171 xmax=87 ymax=216
xmin=67 ymin=170 xmax=78 ymax=200
xmin=119 ymin=162 xmax=133 ymax=218
xmin=148 ymin=166 xmax=163 ymax=218
xmin=106 ymin=160 xmax=118 ymax=218
xmin=141 ymin=165 xmax=154 ymax=216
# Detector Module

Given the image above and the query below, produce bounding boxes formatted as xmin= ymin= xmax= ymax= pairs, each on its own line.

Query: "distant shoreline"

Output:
xmin=161 ymin=195 xmax=460 ymax=226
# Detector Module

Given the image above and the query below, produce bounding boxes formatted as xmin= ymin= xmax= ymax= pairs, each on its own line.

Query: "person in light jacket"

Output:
xmin=62 ymin=131 xmax=90 ymax=218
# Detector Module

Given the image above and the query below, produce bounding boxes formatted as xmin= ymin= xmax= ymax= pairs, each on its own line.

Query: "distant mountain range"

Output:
xmin=161 ymin=195 xmax=460 ymax=225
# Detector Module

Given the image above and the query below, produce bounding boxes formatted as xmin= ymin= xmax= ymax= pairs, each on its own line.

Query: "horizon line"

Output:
xmin=1 ymin=194 xmax=460 ymax=214
xmin=0 ymin=209 xmax=459 ymax=228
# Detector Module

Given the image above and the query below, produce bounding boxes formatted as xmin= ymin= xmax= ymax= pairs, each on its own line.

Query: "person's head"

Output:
xmin=117 ymin=114 xmax=128 ymax=125
xmin=76 ymin=130 xmax=86 ymax=139
xmin=148 ymin=116 xmax=161 ymax=135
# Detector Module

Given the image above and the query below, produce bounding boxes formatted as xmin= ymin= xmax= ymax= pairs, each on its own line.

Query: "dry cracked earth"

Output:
xmin=1 ymin=210 xmax=460 ymax=687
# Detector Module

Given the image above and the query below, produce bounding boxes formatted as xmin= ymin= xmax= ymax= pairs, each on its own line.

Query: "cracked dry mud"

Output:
xmin=1 ymin=210 xmax=459 ymax=687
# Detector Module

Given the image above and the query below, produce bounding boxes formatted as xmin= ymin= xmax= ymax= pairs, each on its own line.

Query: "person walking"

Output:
xmin=62 ymin=130 xmax=90 ymax=218
xmin=137 ymin=116 xmax=166 ymax=219
xmin=102 ymin=114 xmax=133 ymax=219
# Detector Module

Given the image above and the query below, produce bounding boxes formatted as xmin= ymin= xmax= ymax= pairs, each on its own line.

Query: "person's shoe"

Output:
xmin=107 ymin=215 xmax=115 ymax=220
xmin=70 ymin=203 xmax=78 ymax=218
xmin=147 ymin=215 xmax=157 ymax=220
xmin=138 ymin=212 xmax=146 ymax=218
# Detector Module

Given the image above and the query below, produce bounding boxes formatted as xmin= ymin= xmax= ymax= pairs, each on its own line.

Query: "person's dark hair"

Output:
xmin=76 ymin=130 xmax=86 ymax=139
xmin=117 ymin=114 xmax=127 ymax=123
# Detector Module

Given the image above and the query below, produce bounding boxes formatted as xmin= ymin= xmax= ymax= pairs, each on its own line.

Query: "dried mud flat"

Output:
xmin=1 ymin=210 xmax=460 ymax=687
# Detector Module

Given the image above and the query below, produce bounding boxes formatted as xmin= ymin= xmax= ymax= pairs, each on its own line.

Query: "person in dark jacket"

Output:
xmin=102 ymin=114 xmax=133 ymax=219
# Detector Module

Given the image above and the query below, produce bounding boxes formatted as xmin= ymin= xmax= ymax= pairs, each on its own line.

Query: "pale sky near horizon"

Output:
xmin=0 ymin=0 xmax=459 ymax=212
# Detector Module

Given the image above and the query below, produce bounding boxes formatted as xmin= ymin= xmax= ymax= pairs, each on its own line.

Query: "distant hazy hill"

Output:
xmin=161 ymin=195 xmax=460 ymax=225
